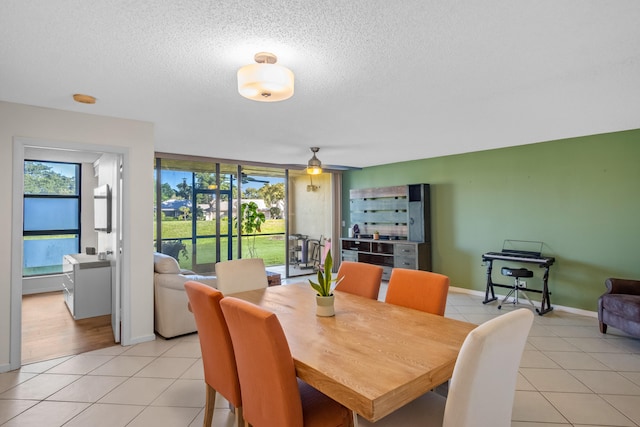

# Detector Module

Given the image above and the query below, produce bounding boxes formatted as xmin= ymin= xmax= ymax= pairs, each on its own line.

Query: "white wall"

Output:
xmin=81 ymin=162 xmax=100 ymax=251
xmin=1 ymin=101 xmax=155 ymax=371
xmin=289 ymin=173 xmax=333 ymax=240
xmin=96 ymin=153 xmax=120 ymax=254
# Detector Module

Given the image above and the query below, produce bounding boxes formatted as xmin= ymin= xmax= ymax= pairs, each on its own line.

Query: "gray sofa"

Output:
xmin=598 ymin=277 xmax=640 ymax=338
xmin=154 ymin=252 xmax=217 ymax=338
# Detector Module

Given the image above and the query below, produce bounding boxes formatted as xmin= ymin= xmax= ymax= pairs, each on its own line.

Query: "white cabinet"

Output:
xmin=62 ymin=254 xmax=112 ymax=320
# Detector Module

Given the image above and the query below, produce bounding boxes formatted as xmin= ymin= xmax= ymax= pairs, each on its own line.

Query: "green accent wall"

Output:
xmin=342 ymin=129 xmax=640 ymax=311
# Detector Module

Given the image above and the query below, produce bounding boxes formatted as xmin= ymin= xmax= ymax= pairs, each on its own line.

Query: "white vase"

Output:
xmin=316 ymin=294 xmax=335 ymax=317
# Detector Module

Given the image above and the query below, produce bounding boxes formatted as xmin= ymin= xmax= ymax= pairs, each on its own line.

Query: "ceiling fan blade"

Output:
xmin=280 ymin=164 xmax=361 ymax=172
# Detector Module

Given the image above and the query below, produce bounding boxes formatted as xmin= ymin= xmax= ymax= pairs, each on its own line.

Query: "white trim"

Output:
xmin=449 ymin=285 xmax=598 ymax=318
xmin=10 ymin=140 xmax=24 ymax=371
xmin=22 ymin=275 xmax=64 ymax=295
xmin=11 ymin=137 xmax=131 ymax=371
xmin=126 ymin=334 xmax=156 ymax=346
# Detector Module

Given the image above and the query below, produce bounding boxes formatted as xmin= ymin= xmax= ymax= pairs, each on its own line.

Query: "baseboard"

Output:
xmin=22 ymin=274 xmax=63 ymax=295
xmin=124 ymin=334 xmax=156 ymax=346
xmin=0 ymin=363 xmax=12 ymax=374
xmin=449 ymin=285 xmax=598 ymax=318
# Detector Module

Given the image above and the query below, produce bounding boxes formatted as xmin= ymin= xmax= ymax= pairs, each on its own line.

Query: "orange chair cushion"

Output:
xmin=385 ymin=269 xmax=449 ymax=316
xmin=335 ymin=261 xmax=383 ymax=300
xmin=184 ymin=281 xmax=241 ymax=407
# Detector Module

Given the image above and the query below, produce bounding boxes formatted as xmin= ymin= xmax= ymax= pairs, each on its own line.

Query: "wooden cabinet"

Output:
xmin=342 ymin=184 xmax=431 ymax=275
xmin=62 ymin=254 xmax=112 ymax=320
xmin=348 ymin=184 xmax=430 ymax=242
xmin=340 ymin=239 xmax=431 ymax=280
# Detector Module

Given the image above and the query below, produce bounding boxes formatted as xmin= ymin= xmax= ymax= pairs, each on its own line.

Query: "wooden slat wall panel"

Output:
xmin=350 ymin=211 xmax=407 ymax=224
xmin=350 ymin=185 xmax=410 ymax=239
xmin=350 ymin=198 xmax=407 ymax=211
xmin=349 ymin=186 xmax=406 ymax=199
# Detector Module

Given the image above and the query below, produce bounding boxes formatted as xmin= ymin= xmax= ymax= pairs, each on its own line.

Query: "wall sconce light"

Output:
xmin=307 ymin=175 xmax=320 ymax=192
xmin=306 ymin=147 xmax=322 ymax=175
xmin=237 ymin=52 xmax=294 ymax=102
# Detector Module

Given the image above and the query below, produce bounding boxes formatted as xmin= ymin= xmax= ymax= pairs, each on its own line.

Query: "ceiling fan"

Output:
xmin=282 ymin=147 xmax=361 ymax=173
xmin=240 ymin=172 xmax=269 ymax=184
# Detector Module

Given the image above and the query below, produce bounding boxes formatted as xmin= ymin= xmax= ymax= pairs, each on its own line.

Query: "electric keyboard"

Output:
xmin=481 ymin=248 xmax=555 ymax=315
xmin=482 ymin=251 xmax=555 ymax=267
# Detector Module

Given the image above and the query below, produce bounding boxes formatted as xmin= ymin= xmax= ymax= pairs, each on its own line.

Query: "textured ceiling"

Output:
xmin=1 ymin=1 xmax=639 ymax=169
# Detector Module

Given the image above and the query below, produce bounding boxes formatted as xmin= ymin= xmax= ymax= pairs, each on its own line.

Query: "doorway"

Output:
xmin=11 ymin=139 xmax=126 ymax=368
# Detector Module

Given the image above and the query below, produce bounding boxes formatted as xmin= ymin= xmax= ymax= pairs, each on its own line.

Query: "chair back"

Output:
xmin=215 ymin=258 xmax=268 ymax=295
xmin=220 ymin=297 xmax=304 ymax=427
xmin=443 ymin=308 xmax=534 ymax=427
xmin=385 ymin=268 xmax=450 ymax=315
xmin=335 ymin=261 xmax=383 ymax=300
xmin=183 ymin=281 xmax=241 ymax=408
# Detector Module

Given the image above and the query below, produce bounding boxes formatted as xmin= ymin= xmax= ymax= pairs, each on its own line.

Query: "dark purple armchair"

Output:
xmin=598 ymin=278 xmax=640 ymax=337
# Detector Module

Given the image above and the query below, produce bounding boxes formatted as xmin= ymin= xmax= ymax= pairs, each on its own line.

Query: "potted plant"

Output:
xmin=373 ymin=231 xmax=380 ymax=240
xmin=235 ymin=201 xmax=266 ymax=258
xmin=308 ymin=249 xmax=343 ymax=316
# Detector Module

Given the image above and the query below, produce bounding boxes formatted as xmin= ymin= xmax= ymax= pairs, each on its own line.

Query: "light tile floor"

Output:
xmin=2 ymin=282 xmax=640 ymax=427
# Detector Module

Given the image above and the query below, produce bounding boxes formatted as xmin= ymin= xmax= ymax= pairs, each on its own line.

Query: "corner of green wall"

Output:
xmin=343 ymin=130 xmax=640 ymax=312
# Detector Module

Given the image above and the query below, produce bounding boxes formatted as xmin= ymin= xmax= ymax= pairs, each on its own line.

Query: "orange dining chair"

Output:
xmin=220 ymin=296 xmax=354 ymax=427
xmin=385 ymin=268 xmax=450 ymax=315
xmin=184 ymin=281 xmax=243 ymax=427
xmin=335 ymin=261 xmax=383 ymax=300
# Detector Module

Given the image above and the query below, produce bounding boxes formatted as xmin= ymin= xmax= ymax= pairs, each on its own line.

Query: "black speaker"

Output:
xmin=408 ymin=184 xmax=430 ymax=242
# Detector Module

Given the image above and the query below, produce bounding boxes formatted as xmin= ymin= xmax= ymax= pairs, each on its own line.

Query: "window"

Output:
xmin=23 ymin=160 xmax=81 ymax=276
xmin=154 ymin=158 xmax=287 ymax=274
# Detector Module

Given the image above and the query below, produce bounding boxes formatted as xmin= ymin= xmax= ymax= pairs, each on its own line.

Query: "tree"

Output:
xmin=259 ymin=183 xmax=285 ymax=210
xmin=243 ymin=187 xmax=261 ymax=199
xmin=269 ymin=206 xmax=282 ymax=219
xmin=176 ymin=178 xmax=191 ymax=200
xmin=160 ymin=183 xmax=174 ymax=201
xmin=179 ymin=205 xmax=191 ymax=220
xmin=195 ymin=172 xmax=217 ymax=190
xmin=24 ymin=161 xmax=76 ymax=195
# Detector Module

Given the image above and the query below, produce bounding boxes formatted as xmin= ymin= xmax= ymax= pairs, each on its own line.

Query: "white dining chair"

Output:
xmin=214 ymin=258 xmax=269 ymax=295
xmin=358 ymin=308 xmax=534 ymax=427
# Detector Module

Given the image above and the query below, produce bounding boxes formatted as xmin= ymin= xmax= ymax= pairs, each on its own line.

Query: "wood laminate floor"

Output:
xmin=21 ymin=291 xmax=115 ymax=365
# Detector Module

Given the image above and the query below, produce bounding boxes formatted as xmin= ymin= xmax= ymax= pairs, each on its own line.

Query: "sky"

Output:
xmin=37 ymin=160 xmax=284 ymax=191
xmin=159 ymin=169 xmax=284 ymax=191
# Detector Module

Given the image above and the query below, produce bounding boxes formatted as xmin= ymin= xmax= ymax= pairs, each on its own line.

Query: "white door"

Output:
xmin=111 ymin=158 xmax=123 ymax=343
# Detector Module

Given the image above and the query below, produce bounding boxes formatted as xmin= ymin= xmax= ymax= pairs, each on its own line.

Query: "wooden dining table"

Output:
xmin=229 ymin=283 xmax=477 ymax=422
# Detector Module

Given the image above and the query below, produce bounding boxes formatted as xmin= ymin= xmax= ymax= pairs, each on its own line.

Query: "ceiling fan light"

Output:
xmin=307 ymin=147 xmax=322 ymax=175
xmin=307 ymin=165 xmax=322 ymax=175
xmin=237 ymin=53 xmax=294 ymax=102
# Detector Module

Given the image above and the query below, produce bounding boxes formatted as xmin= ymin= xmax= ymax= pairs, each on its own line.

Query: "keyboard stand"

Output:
xmin=481 ymin=254 xmax=555 ymax=316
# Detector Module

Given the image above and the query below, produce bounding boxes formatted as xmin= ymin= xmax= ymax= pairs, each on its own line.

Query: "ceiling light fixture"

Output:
xmin=307 ymin=147 xmax=322 ymax=175
xmin=72 ymin=93 xmax=96 ymax=104
xmin=237 ymin=52 xmax=294 ymax=102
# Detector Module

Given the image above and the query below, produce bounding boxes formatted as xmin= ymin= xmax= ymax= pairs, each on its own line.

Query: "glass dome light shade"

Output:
xmin=237 ymin=63 xmax=294 ymax=102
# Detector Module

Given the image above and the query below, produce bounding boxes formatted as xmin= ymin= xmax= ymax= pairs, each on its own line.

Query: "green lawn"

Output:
xmin=155 ymin=218 xmax=287 ymax=269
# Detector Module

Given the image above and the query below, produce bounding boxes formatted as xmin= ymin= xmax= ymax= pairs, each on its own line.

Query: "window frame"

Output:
xmin=23 ymin=160 xmax=82 ymax=276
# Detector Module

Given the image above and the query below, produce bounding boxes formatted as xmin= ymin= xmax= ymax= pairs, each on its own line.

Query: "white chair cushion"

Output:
xmin=154 ymin=252 xmax=181 ymax=274
xmin=215 ymin=258 xmax=268 ymax=295
xmin=358 ymin=309 xmax=533 ymax=427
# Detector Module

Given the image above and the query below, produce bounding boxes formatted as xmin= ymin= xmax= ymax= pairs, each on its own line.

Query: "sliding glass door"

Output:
xmin=155 ymin=158 xmax=287 ymax=274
